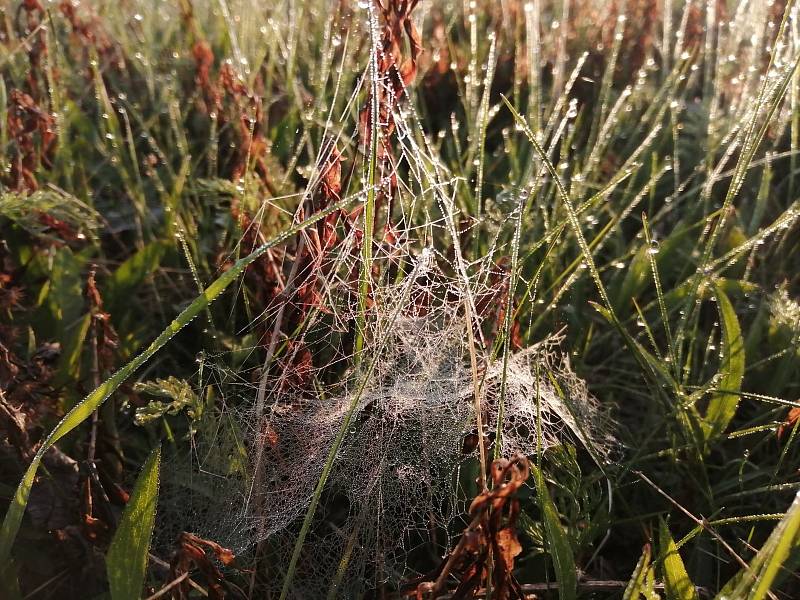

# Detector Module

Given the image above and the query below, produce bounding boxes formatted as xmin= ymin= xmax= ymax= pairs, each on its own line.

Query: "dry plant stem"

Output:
xmin=426 ymin=456 xmax=527 ymax=597
xmin=148 ymin=553 xmax=208 ymax=598
xmin=428 ymin=509 xmax=484 ymax=596
xmin=87 ymin=317 xmax=100 ymax=465
xmin=143 ymin=571 xmax=190 ymax=600
xmin=434 ymin=580 xmax=712 ymax=599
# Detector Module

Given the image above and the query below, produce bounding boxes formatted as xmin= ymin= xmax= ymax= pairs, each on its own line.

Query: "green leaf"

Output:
xmin=107 ymin=446 xmax=161 ymax=600
xmin=703 ymin=284 xmax=746 ymax=440
xmin=658 ymin=519 xmax=699 ymax=600
xmin=531 ymin=463 xmax=577 ymax=600
xmin=53 ymin=312 xmax=91 ymax=388
xmin=0 ymin=193 xmax=354 ymax=568
xmin=105 ymin=241 xmax=168 ymax=313
xmin=717 ymin=491 xmax=800 ymax=600
xmin=47 ymin=247 xmax=86 ymax=342
xmin=615 ymin=243 xmax=652 ymax=314
xmin=623 ymin=544 xmax=652 ymax=600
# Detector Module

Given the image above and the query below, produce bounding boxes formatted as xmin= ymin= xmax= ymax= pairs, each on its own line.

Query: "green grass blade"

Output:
xmin=0 ymin=194 xmax=354 ymax=566
xmin=703 ymin=283 xmax=745 ymax=440
xmin=658 ymin=518 xmax=699 ymax=600
xmin=642 ymin=213 xmax=677 ymax=372
xmin=717 ymin=491 xmax=800 ymax=600
xmin=355 ymin=0 xmax=380 ymax=364
xmin=623 ymin=544 xmax=652 ymax=600
xmin=106 ymin=446 xmax=161 ymax=600
xmin=531 ymin=463 xmax=577 ymax=600
xmin=675 ymin=9 xmax=800 ymax=361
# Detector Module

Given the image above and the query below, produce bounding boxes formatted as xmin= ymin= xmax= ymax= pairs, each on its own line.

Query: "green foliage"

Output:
xmin=2 ymin=0 xmax=800 ymax=597
xmin=0 ymin=194 xmax=353 ymax=573
xmin=532 ymin=462 xmax=577 ymax=600
xmin=717 ymin=492 xmax=800 ymax=600
xmin=133 ymin=376 xmax=202 ymax=425
xmin=703 ymin=284 xmax=746 ymax=441
xmin=0 ymin=189 xmax=99 ymax=238
xmin=105 ymin=241 xmax=169 ymax=316
xmin=658 ymin=519 xmax=699 ymax=600
xmin=622 ymin=544 xmax=651 ymax=600
xmin=107 ymin=446 xmax=161 ymax=600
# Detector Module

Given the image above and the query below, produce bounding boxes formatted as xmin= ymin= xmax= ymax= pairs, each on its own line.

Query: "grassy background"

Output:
xmin=1 ymin=0 xmax=800 ymax=598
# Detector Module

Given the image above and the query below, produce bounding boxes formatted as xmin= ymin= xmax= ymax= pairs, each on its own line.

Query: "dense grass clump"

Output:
xmin=1 ymin=0 xmax=800 ymax=598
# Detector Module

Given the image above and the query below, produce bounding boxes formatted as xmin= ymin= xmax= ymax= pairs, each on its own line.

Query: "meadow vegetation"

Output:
xmin=1 ymin=0 xmax=800 ymax=598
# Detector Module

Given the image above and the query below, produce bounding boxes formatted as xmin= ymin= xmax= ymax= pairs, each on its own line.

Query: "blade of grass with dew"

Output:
xmin=495 ymin=186 xmax=527 ymax=458
xmin=716 ymin=491 xmax=800 ymax=600
xmin=675 ymin=5 xmax=800 ymax=368
xmin=501 ymin=95 xmax=617 ymax=319
xmin=623 ymin=544 xmax=652 ymax=600
xmin=106 ymin=446 xmax=161 ymax=600
xmin=470 ymin=32 xmax=496 ymax=224
xmin=531 ymin=462 xmax=576 ymax=600
xmin=354 ymin=0 xmax=381 ymax=365
xmin=658 ymin=518 xmax=700 ymax=600
xmin=702 ymin=283 xmax=745 ymax=441
xmin=0 ymin=193 xmax=355 ymax=566
xmin=501 ymin=93 xmax=711 ymax=457
xmin=643 ymin=213 xmax=678 ymax=373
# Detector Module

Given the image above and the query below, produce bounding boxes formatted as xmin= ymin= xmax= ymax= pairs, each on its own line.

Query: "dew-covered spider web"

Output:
xmin=150 ymin=2 xmax=617 ymax=596
xmin=155 ymin=251 xmax=613 ymax=596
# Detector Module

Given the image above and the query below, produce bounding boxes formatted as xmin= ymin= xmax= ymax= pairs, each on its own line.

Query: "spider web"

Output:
xmin=153 ymin=2 xmax=614 ymax=596
xmin=155 ymin=255 xmax=612 ymax=597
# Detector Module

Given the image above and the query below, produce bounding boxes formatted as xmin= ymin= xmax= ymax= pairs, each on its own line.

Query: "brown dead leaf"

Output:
xmin=496 ymin=527 xmax=522 ymax=570
xmin=778 ymin=406 xmax=800 ymax=439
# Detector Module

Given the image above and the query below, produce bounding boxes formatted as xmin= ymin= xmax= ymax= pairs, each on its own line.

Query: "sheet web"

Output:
xmin=155 ymin=252 xmax=611 ymax=596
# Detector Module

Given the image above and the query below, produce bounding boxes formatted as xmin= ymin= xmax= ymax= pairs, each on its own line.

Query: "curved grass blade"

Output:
xmin=675 ymin=5 xmax=800 ymax=364
xmin=716 ymin=491 xmax=800 ymax=600
xmin=531 ymin=463 xmax=577 ymax=600
xmin=703 ymin=283 xmax=745 ymax=440
xmin=107 ymin=446 xmax=161 ymax=600
xmin=0 ymin=193 xmax=355 ymax=566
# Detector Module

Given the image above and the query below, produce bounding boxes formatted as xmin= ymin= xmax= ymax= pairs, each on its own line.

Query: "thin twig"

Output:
xmin=634 ymin=469 xmax=778 ymax=600
xmin=434 ymin=579 xmax=712 ymax=599
xmin=143 ymin=572 xmax=189 ymax=600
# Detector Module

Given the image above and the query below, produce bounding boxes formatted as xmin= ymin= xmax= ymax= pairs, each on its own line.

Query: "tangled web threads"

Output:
xmin=157 ymin=261 xmax=612 ymax=597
